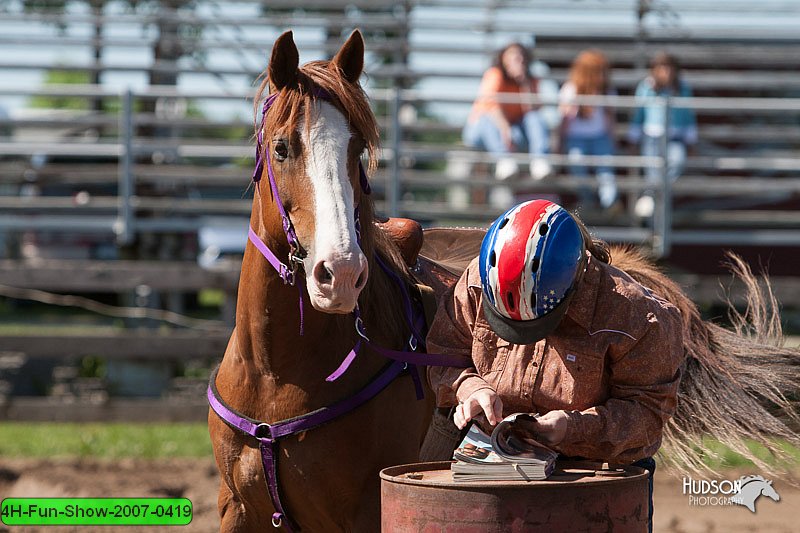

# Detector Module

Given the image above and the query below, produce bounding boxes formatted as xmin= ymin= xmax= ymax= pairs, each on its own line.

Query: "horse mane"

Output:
xmin=253 ymin=58 xmax=412 ymax=344
xmin=610 ymin=245 xmax=800 ymax=482
xmin=356 ymin=197 xmax=416 ymax=342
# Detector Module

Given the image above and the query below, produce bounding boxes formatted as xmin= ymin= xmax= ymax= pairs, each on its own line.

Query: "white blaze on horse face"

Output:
xmin=300 ymin=100 xmax=368 ymax=313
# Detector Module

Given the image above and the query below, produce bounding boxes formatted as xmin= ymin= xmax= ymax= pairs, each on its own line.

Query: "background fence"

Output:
xmin=1 ymin=0 xmax=800 ymax=420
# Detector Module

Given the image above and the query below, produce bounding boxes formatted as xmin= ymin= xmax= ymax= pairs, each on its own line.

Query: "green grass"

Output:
xmin=661 ymin=437 xmax=800 ymax=470
xmin=0 ymin=423 xmax=212 ymax=459
xmin=198 ymin=289 xmax=226 ymax=308
xmin=2 ymin=422 xmax=798 ymax=470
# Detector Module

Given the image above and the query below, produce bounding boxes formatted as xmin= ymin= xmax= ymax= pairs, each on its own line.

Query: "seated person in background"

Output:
xmin=628 ymin=52 xmax=698 ymax=218
xmin=463 ymin=42 xmax=553 ymax=182
xmin=559 ymin=49 xmax=617 ymax=209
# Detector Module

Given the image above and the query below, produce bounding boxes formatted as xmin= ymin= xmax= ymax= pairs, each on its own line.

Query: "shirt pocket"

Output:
xmin=534 ymin=342 xmax=607 ymax=411
xmin=471 ymin=323 xmax=511 ymax=376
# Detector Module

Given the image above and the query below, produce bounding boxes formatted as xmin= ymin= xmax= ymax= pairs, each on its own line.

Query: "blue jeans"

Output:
xmin=632 ymin=456 xmax=656 ymax=533
xmin=463 ymin=111 xmax=549 ymax=156
xmin=641 ymin=135 xmax=687 ymax=193
xmin=564 ymin=134 xmax=614 ymax=177
xmin=564 ymin=134 xmax=616 ymax=207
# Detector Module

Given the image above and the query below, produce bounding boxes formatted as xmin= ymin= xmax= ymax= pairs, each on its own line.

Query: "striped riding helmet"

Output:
xmin=479 ymin=199 xmax=586 ymax=345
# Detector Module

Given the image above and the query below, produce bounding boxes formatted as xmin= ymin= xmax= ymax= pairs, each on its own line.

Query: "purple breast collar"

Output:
xmin=208 ymin=361 xmax=407 ymax=530
xmin=208 ymin=88 xmax=468 ymax=531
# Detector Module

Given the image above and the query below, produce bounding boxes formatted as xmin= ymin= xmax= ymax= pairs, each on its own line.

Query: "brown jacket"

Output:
xmin=426 ymin=253 xmax=685 ymax=464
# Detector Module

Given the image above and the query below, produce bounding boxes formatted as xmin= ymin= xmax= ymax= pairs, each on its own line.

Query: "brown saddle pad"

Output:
xmin=419 ymin=227 xmax=486 ymax=277
xmin=413 ymin=227 xmax=486 ymax=307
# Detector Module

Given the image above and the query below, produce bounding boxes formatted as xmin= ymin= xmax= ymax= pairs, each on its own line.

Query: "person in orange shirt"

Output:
xmin=463 ymin=43 xmax=553 ymax=183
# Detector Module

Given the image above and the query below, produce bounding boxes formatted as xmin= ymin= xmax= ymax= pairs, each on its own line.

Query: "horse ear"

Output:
xmin=269 ymin=30 xmax=299 ymax=91
xmin=332 ymin=29 xmax=364 ymax=84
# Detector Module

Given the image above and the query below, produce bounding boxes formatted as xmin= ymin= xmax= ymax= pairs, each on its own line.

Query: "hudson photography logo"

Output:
xmin=682 ymin=474 xmax=781 ymax=513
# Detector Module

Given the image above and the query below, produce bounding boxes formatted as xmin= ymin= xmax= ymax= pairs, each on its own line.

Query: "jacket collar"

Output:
xmin=565 ymin=252 xmax=600 ymax=330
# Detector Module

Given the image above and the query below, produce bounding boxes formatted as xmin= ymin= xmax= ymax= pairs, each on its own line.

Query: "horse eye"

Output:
xmin=273 ymin=140 xmax=289 ymax=161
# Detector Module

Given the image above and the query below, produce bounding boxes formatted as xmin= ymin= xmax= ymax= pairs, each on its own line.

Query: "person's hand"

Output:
xmin=523 ymin=410 xmax=569 ymax=446
xmin=453 ymin=388 xmax=503 ymax=429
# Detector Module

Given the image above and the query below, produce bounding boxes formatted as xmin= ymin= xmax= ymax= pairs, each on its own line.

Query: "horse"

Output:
xmin=209 ymin=28 xmax=800 ymax=532
xmin=208 ymin=30 xmax=439 ymax=532
xmin=732 ymin=475 xmax=781 ymax=513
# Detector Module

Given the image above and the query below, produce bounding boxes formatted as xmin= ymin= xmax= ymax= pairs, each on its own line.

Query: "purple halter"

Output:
xmin=248 ymin=88 xmax=372 ymax=335
xmin=208 ymin=87 xmax=468 ymax=532
xmin=250 ymin=91 xmax=371 ymax=278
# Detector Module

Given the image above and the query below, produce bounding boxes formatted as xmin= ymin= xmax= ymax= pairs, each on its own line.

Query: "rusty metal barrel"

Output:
xmin=380 ymin=460 xmax=649 ymax=532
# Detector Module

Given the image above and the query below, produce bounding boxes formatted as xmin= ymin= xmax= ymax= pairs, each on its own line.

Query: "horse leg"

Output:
xmin=211 ymin=409 xmax=275 ymax=533
xmin=217 ymin=478 xmax=247 ymax=533
xmin=218 ymin=485 xmax=275 ymax=533
xmin=211 ymin=416 xmax=250 ymax=532
xmin=215 ymin=445 xmax=278 ymax=533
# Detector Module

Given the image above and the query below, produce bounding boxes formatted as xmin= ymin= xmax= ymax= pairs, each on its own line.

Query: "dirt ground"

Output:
xmin=0 ymin=458 xmax=796 ymax=532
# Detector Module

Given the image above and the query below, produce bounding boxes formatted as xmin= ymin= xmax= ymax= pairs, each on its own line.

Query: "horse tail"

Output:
xmin=609 ymin=245 xmax=800 ymax=478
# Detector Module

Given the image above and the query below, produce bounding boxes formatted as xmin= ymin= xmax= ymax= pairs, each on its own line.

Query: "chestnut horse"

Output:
xmin=208 ymin=31 xmax=435 ymax=532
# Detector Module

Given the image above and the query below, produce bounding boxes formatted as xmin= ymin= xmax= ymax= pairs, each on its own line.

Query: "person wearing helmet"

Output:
xmin=426 ymin=199 xmax=684 ymax=531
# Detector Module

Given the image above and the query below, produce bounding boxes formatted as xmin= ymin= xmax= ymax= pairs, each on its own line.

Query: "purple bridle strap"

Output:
xmin=247 ymin=226 xmax=305 ymax=334
xmin=207 ymin=361 xmax=407 ymax=531
xmin=324 ymin=338 xmax=361 ymax=382
xmin=248 ymin=226 xmax=295 ymax=285
xmin=251 ymin=93 xmax=301 ymax=254
xmin=363 ymin=340 xmax=471 ymax=368
xmin=250 ymin=92 xmax=308 ymax=334
xmin=375 ymin=253 xmax=426 ymax=346
xmin=325 ymin=251 xmax=464 ymax=386
xmin=249 ymin=90 xmax=370 ymax=336
xmin=323 ymin=285 xmax=470 ymax=384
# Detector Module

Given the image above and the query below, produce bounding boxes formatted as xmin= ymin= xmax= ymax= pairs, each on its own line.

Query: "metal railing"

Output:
xmin=371 ymin=89 xmax=800 ymax=256
xmin=2 ymin=85 xmax=800 ymax=258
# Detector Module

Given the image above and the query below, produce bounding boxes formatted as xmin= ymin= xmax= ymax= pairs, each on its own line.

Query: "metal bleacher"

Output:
xmin=1 ymin=0 xmax=800 ymax=419
xmin=1 ymin=2 xmax=800 ymax=238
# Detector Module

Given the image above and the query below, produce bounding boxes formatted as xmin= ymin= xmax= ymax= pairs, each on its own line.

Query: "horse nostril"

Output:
xmin=313 ymin=261 xmax=333 ymax=284
xmin=355 ymin=270 xmax=366 ymax=289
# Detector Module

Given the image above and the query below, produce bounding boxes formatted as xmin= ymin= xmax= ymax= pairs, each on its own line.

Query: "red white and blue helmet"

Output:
xmin=479 ymin=199 xmax=586 ymax=344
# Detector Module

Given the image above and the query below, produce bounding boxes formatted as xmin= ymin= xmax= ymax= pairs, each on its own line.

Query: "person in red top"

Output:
xmin=463 ymin=43 xmax=553 ymax=182
xmin=427 ymin=199 xmax=684 ymax=532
